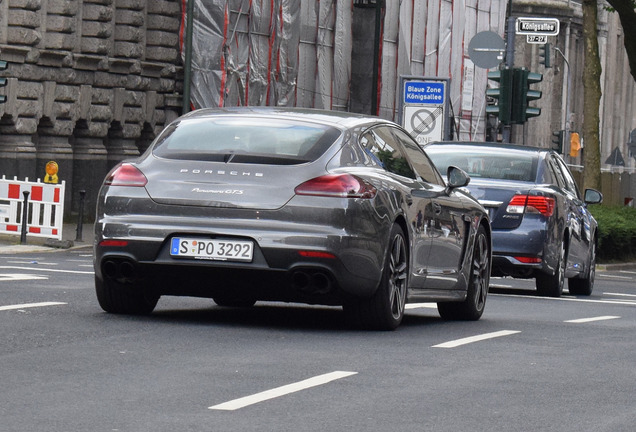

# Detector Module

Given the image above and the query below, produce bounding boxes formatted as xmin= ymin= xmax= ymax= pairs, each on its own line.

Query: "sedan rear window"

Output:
xmin=427 ymin=147 xmax=537 ymax=182
xmin=152 ymin=117 xmax=341 ymax=165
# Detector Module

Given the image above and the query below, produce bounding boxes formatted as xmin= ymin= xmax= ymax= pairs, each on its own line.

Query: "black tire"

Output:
xmin=536 ymin=240 xmax=566 ymax=297
xmin=213 ymin=297 xmax=257 ymax=307
xmin=568 ymin=241 xmax=596 ymax=296
xmin=344 ymin=224 xmax=408 ymax=331
xmin=438 ymin=224 xmax=490 ymax=321
xmin=95 ymin=276 xmax=159 ymax=315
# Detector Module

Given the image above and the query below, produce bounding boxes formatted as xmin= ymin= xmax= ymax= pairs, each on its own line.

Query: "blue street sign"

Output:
xmin=403 ymin=81 xmax=445 ymax=105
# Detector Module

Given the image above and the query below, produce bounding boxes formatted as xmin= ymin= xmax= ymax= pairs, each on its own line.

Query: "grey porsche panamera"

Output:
xmin=94 ymin=107 xmax=491 ymax=330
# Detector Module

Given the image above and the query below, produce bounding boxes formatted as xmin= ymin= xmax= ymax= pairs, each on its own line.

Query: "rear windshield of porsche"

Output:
xmin=426 ymin=145 xmax=538 ymax=182
xmin=151 ymin=117 xmax=342 ymax=165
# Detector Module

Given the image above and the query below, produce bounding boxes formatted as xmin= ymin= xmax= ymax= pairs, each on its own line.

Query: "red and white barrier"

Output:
xmin=0 ymin=176 xmax=65 ymax=240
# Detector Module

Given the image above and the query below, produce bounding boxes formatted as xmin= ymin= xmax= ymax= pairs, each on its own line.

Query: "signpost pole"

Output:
xmin=503 ymin=0 xmax=515 ymax=143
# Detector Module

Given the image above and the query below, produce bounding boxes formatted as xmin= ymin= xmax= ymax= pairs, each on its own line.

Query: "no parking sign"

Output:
xmin=398 ymin=76 xmax=450 ymax=146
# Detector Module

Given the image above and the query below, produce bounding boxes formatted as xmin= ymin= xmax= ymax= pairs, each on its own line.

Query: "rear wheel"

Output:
xmin=438 ymin=224 xmax=490 ymax=321
xmin=568 ymin=241 xmax=596 ymax=296
xmin=95 ymin=276 xmax=159 ymax=315
xmin=536 ymin=240 xmax=566 ymax=297
xmin=344 ymin=224 xmax=408 ymax=330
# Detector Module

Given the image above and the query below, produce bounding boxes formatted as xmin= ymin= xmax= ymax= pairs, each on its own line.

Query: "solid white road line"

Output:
xmin=0 ymin=265 xmax=93 ymax=275
xmin=7 ymin=260 xmax=58 ymax=266
xmin=432 ymin=330 xmax=521 ymax=349
xmin=489 ymin=293 xmax=636 ymax=306
xmin=597 ymin=274 xmax=632 ymax=280
xmin=209 ymin=371 xmax=358 ymax=411
xmin=0 ymin=302 xmax=67 ymax=311
xmin=604 ymin=292 xmax=636 ymax=298
xmin=0 ymin=273 xmax=49 ymax=281
xmin=564 ymin=315 xmax=620 ymax=323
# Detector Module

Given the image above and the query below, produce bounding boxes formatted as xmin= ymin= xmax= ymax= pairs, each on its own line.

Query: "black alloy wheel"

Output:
xmin=438 ymin=224 xmax=490 ymax=320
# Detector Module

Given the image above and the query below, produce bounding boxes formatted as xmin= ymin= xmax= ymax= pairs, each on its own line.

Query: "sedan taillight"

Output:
xmin=295 ymin=174 xmax=377 ymax=198
xmin=104 ymin=163 xmax=148 ymax=187
xmin=506 ymin=195 xmax=555 ymax=217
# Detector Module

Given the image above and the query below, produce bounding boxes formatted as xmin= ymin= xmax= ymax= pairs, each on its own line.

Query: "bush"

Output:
xmin=589 ymin=205 xmax=636 ymax=262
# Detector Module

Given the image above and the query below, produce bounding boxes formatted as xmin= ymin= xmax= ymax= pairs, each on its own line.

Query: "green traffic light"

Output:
xmin=511 ymin=68 xmax=542 ymax=123
xmin=539 ymin=43 xmax=551 ymax=68
xmin=552 ymin=130 xmax=564 ymax=153
xmin=486 ymin=67 xmax=513 ymax=125
xmin=0 ymin=60 xmax=7 ymax=104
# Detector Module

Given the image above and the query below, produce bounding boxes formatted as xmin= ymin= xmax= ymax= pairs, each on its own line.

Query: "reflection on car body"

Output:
xmin=425 ymin=141 xmax=603 ymax=297
xmin=94 ymin=108 xmax=491 ymax=330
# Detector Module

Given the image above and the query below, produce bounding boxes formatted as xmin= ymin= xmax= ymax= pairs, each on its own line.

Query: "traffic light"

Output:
xmin=551 ymin=130 xmax=564 ymax=153
xmin=539 ymin=43 xmax=551 ymax=68
xmin=511 ymin=68 xmax=542 ymax=124
xmin=0 ymin=60 xmax=7 ymax=104
xmin=486 ymin=66 xmax=513 ymax=125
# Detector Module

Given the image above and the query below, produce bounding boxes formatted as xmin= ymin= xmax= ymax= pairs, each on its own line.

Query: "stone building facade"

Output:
xmin=0 ymin=0 xmax=182 ymax=219
xmin=1 ymin=0 xmax=635 ymax=222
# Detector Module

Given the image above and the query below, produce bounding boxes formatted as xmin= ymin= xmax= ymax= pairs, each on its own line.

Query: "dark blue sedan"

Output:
xmin=425 ymin=142 xmax=602 ymax=297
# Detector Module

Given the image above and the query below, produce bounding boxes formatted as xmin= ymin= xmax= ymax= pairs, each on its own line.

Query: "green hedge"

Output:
xmin=589 ymin=205 xmax=636 ymax=262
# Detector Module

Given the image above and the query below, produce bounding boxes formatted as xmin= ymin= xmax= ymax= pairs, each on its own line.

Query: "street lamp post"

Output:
xmin=182 ymin=0 xmax=195 ymax=115
xmin=555 ymin=46 xmax=572 ymax=158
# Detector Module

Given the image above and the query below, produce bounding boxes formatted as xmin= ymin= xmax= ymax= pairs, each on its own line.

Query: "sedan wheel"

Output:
xmin=536 ymin=240 xmax=566 ymax=297
xmin=345 ymin=224 xmax=408 ymax=330
xmin=568 ymin=241 xmax=596 ymax=296
xmin=438 ymin=224 xmax=490 ymax=320
xmin=95 ymin=276 xmax=159 ymax=315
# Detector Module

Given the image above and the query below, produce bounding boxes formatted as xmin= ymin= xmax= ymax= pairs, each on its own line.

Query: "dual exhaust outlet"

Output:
xmin=102 ymin=258 xmax=137 ymax=283
xmin=102 ymin=257 xmax=334 ymax=295
xmin=290 ymin=269 xmax=333 ymax=295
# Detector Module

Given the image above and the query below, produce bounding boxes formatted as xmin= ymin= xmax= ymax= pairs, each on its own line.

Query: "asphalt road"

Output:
xmin=1 ymin=247 xmax=635 ymax=432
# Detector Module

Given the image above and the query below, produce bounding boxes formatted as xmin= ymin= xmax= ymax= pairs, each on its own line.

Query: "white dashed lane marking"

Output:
xmin=432 ymin=330 xmax=521 ymax=349
xmin=0 ymin=302 xmax=67 ymax=311
xmin=564 ymin=316 xmax=620 ymax=323
xmin=209 ymin=371 xmax=358 ymax=411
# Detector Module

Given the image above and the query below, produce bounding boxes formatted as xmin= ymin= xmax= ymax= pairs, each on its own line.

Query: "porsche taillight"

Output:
xmin=295 ymin=174 xmax=377 ymax=198
xmin=506 ymin=194 xmax=555 ymax=217
xmin=104 ymin=163 xmax=148 ymax=187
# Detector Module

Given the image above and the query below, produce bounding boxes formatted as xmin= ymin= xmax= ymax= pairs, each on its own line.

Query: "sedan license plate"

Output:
xmin=170 ymin=238 xmax=253 ymax=262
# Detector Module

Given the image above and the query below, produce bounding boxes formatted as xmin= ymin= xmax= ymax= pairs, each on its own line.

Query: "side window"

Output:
xmin=541 ymin=156 xmax=559 ymax=185
xmin=391 ymin=128 xmax=444 ymax=185
xmin=359 ymin=127 xmax=416 ymax=179
xmin=547 ymin=156 xmax=566 ymax=189
xmin=554 ymin=155 xmax=581 ymax=199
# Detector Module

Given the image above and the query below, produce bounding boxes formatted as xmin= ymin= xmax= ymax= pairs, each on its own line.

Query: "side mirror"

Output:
xmin=584 ymin=188 xmax=603 ymax=205
xmin=447 ymin=165 xmax=470 ymax=189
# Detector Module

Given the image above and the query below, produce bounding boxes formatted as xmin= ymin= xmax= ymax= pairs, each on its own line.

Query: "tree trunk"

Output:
xmin=582 ymin=0 xmax=602 ymax=191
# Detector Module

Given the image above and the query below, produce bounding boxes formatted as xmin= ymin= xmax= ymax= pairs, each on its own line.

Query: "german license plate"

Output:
xmin=170 ymin=237 xmax=253 ymax=262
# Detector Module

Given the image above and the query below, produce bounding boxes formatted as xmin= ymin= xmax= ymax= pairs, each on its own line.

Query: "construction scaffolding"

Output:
xmin=183 ymin=0 xmax=507 ymax=141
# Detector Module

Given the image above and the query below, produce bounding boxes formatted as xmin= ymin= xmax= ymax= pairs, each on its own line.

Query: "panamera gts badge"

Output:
xmin=192 ymin=188 xmax=244 ymax=195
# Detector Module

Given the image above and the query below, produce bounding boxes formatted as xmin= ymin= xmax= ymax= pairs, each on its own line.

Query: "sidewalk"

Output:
xmin=0 ymin=222 xmax=92 ymax=254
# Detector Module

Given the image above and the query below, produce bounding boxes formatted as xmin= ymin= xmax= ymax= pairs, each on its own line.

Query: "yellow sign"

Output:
xmin=569 ymin=132 xmax=581 ymax=157
xmin=44 ymin=161 xmax=59 ymax=184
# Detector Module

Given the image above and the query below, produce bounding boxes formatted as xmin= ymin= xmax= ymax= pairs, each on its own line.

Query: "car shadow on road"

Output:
xmin=488 ymin=286 xmax=538 ymax=296
xmin=97 ymin=300 xmax=444 ymax=332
